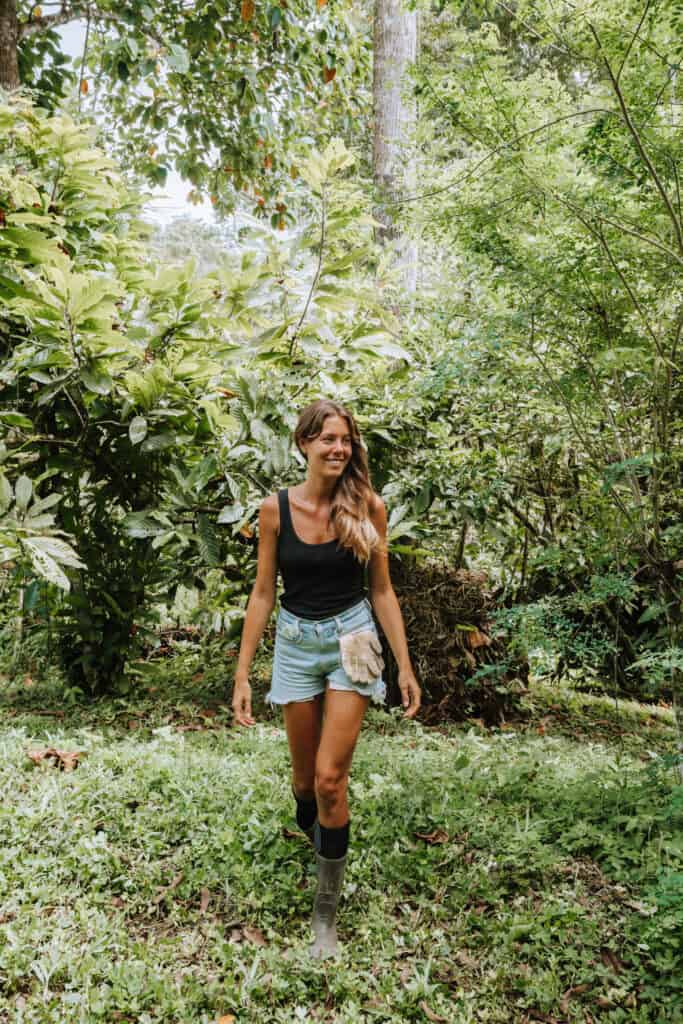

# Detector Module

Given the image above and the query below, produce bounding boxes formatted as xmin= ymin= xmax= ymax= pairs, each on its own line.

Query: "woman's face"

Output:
xmin=301 ymin=414 xmax=353 ymax=477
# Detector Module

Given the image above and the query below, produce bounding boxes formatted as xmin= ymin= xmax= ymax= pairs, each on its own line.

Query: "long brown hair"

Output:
xmin=294 ymin=399 xmax=384 ymax=563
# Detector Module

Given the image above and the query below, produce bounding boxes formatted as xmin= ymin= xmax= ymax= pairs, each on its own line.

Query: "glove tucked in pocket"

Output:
xmin=339 ymin=630 xmax=384 ymax=683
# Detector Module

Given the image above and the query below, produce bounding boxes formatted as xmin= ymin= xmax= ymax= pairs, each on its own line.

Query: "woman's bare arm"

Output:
xmin=367 ymin=496 xmax=421 ymax=718
xmin=232 ymin=495 xmax=279 ymax=725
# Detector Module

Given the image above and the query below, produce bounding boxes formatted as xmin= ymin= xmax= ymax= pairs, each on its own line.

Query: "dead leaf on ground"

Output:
xmin=27 ymin=747 xmax=86 ymax=771
xmin=560 ymin=984 xmax=590 ymax=1014
xmin=282 ymin=826 xmax=310 ymax=842
xmin=200 ymin=887 xmax=210 ymax=914
xmin=466 ymin=628 xmax=491 ymax=650
xmin=600 ymin=947 xmax=623 ymax=973
xmin=454 ymin=950 xmax=479 ymax=970
xmin=364 ymin=997 xmax=385 ymax=1010
xmin=243 ymin=925 xmax=267 ymax=946
xmin=217 ymin=1015 xmax=236 ymax=1024
xmin=419 ymin=1001 xmax=448 ymax=1022
xmin=415 ymin=829 xmax=449 ymax=845
xmin=153 ymin=871 xmax=184 ymax=904
xmin=527 ymin=1012 xmax=561 ymax=1024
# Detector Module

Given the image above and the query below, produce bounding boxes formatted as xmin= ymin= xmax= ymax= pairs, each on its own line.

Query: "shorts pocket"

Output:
xmin=276 ymin=620 xmax=302 ymax=643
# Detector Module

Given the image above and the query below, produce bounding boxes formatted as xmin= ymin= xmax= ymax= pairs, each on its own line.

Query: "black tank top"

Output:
xmin=277 ymin=489 xmax=366 ymax=619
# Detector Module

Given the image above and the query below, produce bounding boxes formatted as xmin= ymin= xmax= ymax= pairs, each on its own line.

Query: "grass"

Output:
xmin=0 ymin=651 xmax=681 ymax=1023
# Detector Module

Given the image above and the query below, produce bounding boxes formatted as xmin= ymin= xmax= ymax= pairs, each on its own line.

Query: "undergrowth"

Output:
xmin=0 ymin=652 xmax=680 ymax=1023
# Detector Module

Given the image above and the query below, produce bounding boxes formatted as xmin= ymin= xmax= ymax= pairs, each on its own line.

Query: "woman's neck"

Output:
xmin=299 ymin=475 xmax=335 ymax=505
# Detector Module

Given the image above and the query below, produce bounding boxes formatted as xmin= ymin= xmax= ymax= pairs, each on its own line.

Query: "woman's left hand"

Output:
xmin=398 ymin=669 xmax=421 ymax=719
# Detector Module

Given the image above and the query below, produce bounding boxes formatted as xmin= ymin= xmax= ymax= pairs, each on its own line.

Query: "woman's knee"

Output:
xmin=315 ymin=765 xmax=347 ymax=805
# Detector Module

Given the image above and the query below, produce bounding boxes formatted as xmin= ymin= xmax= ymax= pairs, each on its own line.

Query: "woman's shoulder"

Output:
xmin=368 ymin=491 xmax=386 ymax=521
xmin=259 ymin=492 xmax=281 ymax=533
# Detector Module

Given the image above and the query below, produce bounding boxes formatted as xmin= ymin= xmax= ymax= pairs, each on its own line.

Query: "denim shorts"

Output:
xmin=267 ymin=597 xmax=386 ymax=706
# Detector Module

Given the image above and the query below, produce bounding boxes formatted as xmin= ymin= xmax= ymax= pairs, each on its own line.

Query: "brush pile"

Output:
xmin=383 ymin=557 xmax=529 ymax=724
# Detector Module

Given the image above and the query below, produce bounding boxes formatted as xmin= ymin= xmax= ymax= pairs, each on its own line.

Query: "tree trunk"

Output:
xmin=0 ymin=0 xmax=20 ymax=90
xmin=372 ymin=0 xmax=417 ymax=294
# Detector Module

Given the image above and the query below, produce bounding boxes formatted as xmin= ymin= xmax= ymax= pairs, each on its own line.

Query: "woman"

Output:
xmin=231 ymin=399 xmax=420 ymax=958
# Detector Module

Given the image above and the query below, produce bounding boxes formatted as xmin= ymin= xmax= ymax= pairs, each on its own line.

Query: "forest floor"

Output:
xmin=0 ymin=650 xmax=680 ymax=1024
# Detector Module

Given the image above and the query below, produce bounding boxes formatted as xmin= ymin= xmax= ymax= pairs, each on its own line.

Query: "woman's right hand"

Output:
xmin=232 ymin=677 xmax=255 ymax=727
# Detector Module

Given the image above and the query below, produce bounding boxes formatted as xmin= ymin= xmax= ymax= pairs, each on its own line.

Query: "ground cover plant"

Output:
xmin=0 ymin=653 xmax=680 ymax=1023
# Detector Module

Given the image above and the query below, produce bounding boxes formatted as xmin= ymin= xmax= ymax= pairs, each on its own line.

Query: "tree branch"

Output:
xmin=589 ymin=22 xmax=683 ymax=255
xmin=78 ymin=5 xmax=91 ymax=112
xmin=288 ymin=183 xmax=327 ymax=359
xmin=19 ymin=5 xmax=82 ymax=39
xmin=616 ymin=0 xmax=652 ymax=83
xmin=387 ymin=109 xmax=616 ymax=208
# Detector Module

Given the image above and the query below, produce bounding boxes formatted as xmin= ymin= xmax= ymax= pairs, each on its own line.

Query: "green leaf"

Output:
xmin=217 ymin=502 xmax=245 ymax=525
xmin=352 ymin=338 xmax=411 ymax=360
xmin=121 ymin=512 xmax=167 ymax=538
xmin=0 ymin=411 xmax=33 ymax=429
xmin=152 ymin=530 xmax=176 ymax=550
xmin=129 ymin=416 xmax=148 ymax=445
xmin=15 ymin=475 xmax=32 ymax=512
xmin=81 ymin=366 xmax=113 ymax=395
xmin=413 ymin=484 xmax=431 ymax=515
xmin=197 ymin=513 xmax=221 ymax=566
xmin=141 ymin=433 xmax=176 ymax=452
xmin=167 ymin=43 xmax=190 ymax=73
xmin=27 ymin=535 xmax=84 ymax=568
xmin=0 ymin=226 xmax=62 ymax=264
xmin=0 ymin=474 xmax=12 ymax=513
xmin=28 ymin=493 xmax=62 ymax=516
xmin=24 ymin=513 xmax=55 ymax=529
xmin=23 ymin=540 xmax=71 ymax=591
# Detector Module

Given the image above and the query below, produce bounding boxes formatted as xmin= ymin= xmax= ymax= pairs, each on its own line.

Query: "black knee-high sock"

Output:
xmin=293 ymin=791 xmax=317 ymax=832
xmin=315 ymin=821 xmax=350 ymax=859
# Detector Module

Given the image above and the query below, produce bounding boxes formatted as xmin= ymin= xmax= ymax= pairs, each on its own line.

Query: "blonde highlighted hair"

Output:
xmin=294 ymin=399 xmax=384 ymax=563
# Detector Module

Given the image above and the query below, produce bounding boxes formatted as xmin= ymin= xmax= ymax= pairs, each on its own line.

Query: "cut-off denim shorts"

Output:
xmin=267 ymin=597 xmax=386 ymax=706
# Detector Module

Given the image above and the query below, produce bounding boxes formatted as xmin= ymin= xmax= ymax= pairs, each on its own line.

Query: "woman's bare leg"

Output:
xmin=283 ymin=695 xmax=324 ymax=798
xmin=315 ymin=689 xmax=369 ymax=827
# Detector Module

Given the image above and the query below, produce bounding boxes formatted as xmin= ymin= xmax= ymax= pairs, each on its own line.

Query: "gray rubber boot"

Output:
xmin=309 ymin=852 xmax=346 ymax=959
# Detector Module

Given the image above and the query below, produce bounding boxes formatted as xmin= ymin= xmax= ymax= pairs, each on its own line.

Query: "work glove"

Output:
xmin=339 ymin=630 xmax=384 ymax=683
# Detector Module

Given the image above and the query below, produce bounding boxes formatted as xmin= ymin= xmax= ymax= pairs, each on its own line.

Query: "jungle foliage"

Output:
xmin=394 ymin=0 xmax=683 ymax=706
xmin=11 ymin=0 xmax=372 ymax=214
xmin=1 ymin=0 xmax=683 ymax=737
xmin=0 ymin=95 xmax=407 ymax=693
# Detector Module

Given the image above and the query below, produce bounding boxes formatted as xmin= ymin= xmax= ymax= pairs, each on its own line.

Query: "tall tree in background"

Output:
xmin=0 ymin=0 xmax=20 ymax=89
xmin=372 ymin=0 xmax=417 ymax=294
